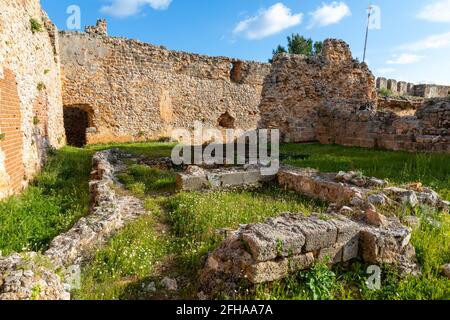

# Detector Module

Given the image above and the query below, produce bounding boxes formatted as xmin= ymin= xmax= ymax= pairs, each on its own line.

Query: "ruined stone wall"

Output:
xmin=414 ymin=84 xmax=450 ymax=99
xmin=0 ymin=0 xmax=65 ymax=199
xmin=258 ymin=39 xmax=377 ymax=143
xmin=376 ymin=77 xmax=450 ymax=98
xmin=59 ymin=25 xmax=271 ymax=145
xmin=316 ymin=98 xmax=450 ymax=153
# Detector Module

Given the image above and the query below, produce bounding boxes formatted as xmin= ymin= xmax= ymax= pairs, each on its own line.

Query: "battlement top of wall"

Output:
xmin=85 ymin=19 xmax=107 ymax=36
xmin=59 ymin=22 xmax=271 ymax=68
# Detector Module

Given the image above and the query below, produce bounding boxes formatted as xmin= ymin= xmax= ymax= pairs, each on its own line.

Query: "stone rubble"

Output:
xmin=278 ymin=167 xmax=449 ymax=212
xmin=0 ymin=253 xmax=69 ymax=301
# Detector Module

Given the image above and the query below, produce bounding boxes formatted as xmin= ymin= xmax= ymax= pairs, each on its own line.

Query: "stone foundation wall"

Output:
xmin=0 ymin=0 xmax=65 ymax=199
xmin=316 ymin=98 xmax=450 ymax=153
xmin=258 ymin=39 xmax=376 ymax=143
xmin=58 ymin=22 xmax=271 ymax=145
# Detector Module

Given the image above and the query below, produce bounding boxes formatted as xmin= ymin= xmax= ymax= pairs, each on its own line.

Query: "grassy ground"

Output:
xmin=0 ymin=142 xmax=173 ymax=255
xmin=1 ymin=141 xmax=449 ymax=300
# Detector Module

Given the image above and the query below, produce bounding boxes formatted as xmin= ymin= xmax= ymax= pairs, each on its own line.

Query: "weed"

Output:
xmin=30 ymin=18 xmax=43 ymax=34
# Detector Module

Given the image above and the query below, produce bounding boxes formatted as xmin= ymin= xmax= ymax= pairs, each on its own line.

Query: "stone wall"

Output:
xmin=258 ymin=39 xmax=377 ymax=143
xmin=58 ymin=22 xmax=271 ymax=145
xmin=0 ymin=0 xmax=65 ymax=199
xmin=316 ymin=98 xmax=450 ymax=153
xmin=376 ymin=77 xmax=450 ymax=98
xmin=414 ymin=84 xmax=450 ymax=99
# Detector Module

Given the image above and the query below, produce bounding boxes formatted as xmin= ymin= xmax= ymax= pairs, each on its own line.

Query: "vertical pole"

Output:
xmin=363 ymin=4 xmax=372 ymax=63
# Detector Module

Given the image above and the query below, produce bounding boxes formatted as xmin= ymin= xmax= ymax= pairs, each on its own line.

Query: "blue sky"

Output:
xmin=41 ymin=0 xmax=450 ymax=85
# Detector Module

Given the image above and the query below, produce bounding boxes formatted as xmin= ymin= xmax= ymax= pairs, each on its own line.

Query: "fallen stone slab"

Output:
xmin=176 ymin=166 xmax=276 ymax=191
xmin=200 ymin=212 xmax=418 ymax=296
xmin=0 ymin=253 xmax=69 ymax=301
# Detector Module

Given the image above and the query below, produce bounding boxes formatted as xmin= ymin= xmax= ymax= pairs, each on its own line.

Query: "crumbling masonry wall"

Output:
xmin=58 ymin=25 xmax=271 ymax=145
xmin=316 ymin=98 xmax=450 ymax=153
xmin=258 ymin=39 xmax=377 ymax=143
xmin=0 ymin=0 xmax=65 ymax=199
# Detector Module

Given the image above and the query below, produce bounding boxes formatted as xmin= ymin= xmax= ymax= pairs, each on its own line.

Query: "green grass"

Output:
xmin=75 ymin=179 xmax=326 ymax=299
xmin=163 ymin=187 xmax=325 ymax=270
xmin=1 ymin=141 xmax=449 ymax=300
xmin=117 ymin=164 xmax=177 ymax=195
xmin=0 ymin=141 xmax=174 ymax=256
xmin=281 ymin=143 xmax=450 ymax=200
xmin=72 ymin=215 xmax=171 ymax=300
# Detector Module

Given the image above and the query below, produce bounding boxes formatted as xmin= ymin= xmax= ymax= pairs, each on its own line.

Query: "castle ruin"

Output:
xmin=0 ymin=0 xmax=449 ymax=200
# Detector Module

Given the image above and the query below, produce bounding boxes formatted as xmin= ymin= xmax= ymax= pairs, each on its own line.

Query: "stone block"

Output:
xmin=246 ymin=253 xmax=314 ymax=284
xmin=318 ymin=245 xmax=343 ymax=264
xmin=297 ymin=217 xmax=338 ymax=252
xmin=387 ymin=79 xmax=398 ymax=93
xmin=176 ymin=174 xmax=208 ymax=191
xmin=397 ymin=81 xmax=408 ymax=95
xmin=220 ymin=172 xmax=245 ymax=187
xmin=241 ymin=220 xmax=306 ymax=262
xmin=342 ymin=236 xmax=359 ymax=262
xmin=359 ymin=222 xmax=412 ymax=264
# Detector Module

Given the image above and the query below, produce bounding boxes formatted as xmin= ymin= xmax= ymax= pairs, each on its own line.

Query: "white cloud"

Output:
xmin=377 ymin=68 xmax=396 ymax=75
xmin=387 ymin=53 xmax=424 ymax=65
xmin=417 ymin=0 xmax=450 ymax=23
xmin=308 ymin=2 xmax=351 ymax=28
xmin=398 ymin=31 xmax=450 ymax=51
xmin=101 ymin=0 xmax=172 ymax=18
xmin=233 ymin=3 xmax=303 ymax=40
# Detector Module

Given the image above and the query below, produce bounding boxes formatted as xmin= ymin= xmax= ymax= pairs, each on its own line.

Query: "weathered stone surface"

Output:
xmin=359 ymin=220 xmax=413 ymax=265
xmin=259 ymin=39 xmax=376 ymax=144
xmin=246 ymin=253 xmax=314 ymax=284
xmin=368 ymin=193 xmax=387 ymax=206
xmin=0 ymin=253 xmax=69 ymax=301
xmin=0 ymin=0 xmax=65 ymax=200
xmin=365 ymin=209 xmax=389 ymax=227
xmin=59 ymin=22 xmax=271 ymax=145
xmin=241 ymin=217 xmax=306 ymax=262
xmin=278 ymin=168 xmax=368 ymax=205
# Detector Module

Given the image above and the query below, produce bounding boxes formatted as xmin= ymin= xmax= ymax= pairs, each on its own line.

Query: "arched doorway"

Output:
xmin=63 ymin=105 xmax=94 ymax=147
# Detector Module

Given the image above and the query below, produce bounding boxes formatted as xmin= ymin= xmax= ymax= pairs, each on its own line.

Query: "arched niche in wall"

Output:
xmin=63 ymin=104 xmax=95 ymax=147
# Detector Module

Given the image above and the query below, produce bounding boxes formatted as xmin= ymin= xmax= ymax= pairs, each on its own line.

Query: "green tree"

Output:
xmin=270 ymin=34 xmax=323 ymax=62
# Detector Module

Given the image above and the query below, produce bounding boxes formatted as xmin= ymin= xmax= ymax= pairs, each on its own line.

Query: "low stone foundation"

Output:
xmin=200 ymin=212 xmax=417 ymax=296
xmin=176 ymin=165 xmax=276 ymax=191
xmin=278 ymin=167 xmax=449 ymax=212
xmin=198 ymin=166 xmax=449 ymax=296
xmin=1 ymin=149 xmax=148 ymax=300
